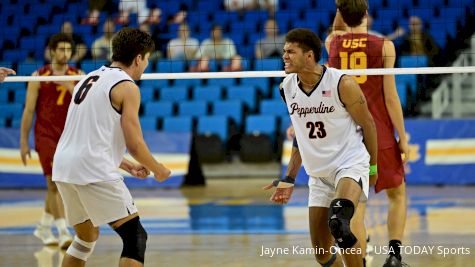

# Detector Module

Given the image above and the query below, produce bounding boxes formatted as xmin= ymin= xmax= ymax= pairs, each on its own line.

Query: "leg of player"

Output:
xmin=62 ymin=220 xmax=99 ymax=267
xmin=309 ymin=207 xmax=344 ymax=266
xmin=46 ymin=175 xmax=72 ymax=249
xmin=384 ymin=182 xmax=407 ymax=266
xmin=329 ymin=178 xmax=364 ymax=267
xmin=34 ymin=192 xmax=58 ymax=246
xmin=110 ymin=213 xmax=147 ymax=267
xmin=351 ymin=202 xmax=367 ymax=265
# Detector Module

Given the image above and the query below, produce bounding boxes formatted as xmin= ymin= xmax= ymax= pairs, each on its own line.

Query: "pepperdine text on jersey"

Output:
xmin=289 ymin=102 xmax=335 ymax=117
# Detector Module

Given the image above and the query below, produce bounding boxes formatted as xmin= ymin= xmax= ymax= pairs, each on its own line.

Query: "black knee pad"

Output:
xmin=114 ymin=216 xmax=147 ymax=263
xmin=328 ymin=198 xmax=357 ymax=249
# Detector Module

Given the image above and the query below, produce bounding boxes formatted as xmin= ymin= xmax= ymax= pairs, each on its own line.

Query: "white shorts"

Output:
xmin=56 ymin=179 xmax=138 ymax=227
xmin=308 ymin=163 xmax=369 ymax=208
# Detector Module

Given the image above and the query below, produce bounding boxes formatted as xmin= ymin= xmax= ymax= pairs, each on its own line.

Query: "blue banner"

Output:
xmin=0 ymin=129 xmax=191 ymax=188
xmin=281 ymin=119 xmax=475 ymax=186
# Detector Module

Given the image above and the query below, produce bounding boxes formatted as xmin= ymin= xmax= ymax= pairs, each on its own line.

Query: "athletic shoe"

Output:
xmin=383 ymin=254 xmax=409 ymax=267
xmin=33 ymin=225 xmax=58 ymax=246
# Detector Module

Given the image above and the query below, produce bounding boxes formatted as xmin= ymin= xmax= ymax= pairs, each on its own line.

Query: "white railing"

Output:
xmin=432 ymin=34 xmax=475 ymax=118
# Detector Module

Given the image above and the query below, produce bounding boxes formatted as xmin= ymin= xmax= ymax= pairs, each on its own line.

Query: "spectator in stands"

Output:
xmin=167 ymin=23 xmax=199 ymax=60
xmin=116 ymin=0 xmax=161 ymax=25
xmin=192 ymin=25 xmax=242 ymax=71
xmin=400 ymin=16 xmax=439 ymax=66
xmin=198 ymin=25 xmax=238 ymax=60
xmin=140 ymin=23 xmax=162 ymax=61
xmin=91 ymin=19 xmax=115 ymax=60
xmin=44 ymin=21 xmax=88 ymax=63
xmin=81 ymin=0 xmax=113 ymax=26
xmin=225 ymin=0 xmax=278 ymax=15
xmin=255 ymin=19 xmax=285 ymax=58
xmin=0 ymin=67 xmax=15 ymax=82
xmin=367 ymin=15 xmax=405 ymax=41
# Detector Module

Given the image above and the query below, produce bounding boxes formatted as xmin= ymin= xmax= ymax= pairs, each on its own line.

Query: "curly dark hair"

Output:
xmin=285 ymin=28 xmax=322 ymax=63
xmin=111 ymin=28 xmax=155 ymax=66
xmin=336 ymin=0 xmax=368 ymax=27
xmin=48 ymin=33 xmax=74 ymax=51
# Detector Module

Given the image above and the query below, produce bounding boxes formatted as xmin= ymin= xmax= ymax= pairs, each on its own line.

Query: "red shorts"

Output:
xmin=374 ymin=145 xmax=405 ymax=193
xmin=35 ymin=138 xmax=58 ymax=176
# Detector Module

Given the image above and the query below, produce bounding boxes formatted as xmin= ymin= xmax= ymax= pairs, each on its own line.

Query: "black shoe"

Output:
xmin=382 ymin=254 xmax=408 ymax=267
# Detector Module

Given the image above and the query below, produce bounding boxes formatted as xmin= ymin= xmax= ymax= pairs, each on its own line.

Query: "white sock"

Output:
xmin=54 ymin=219 xmax=70 ymax=235
xmin=40 ymin=212 xmax=54 ymax=227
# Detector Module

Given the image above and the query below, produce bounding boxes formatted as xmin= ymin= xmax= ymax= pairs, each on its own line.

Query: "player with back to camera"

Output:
xmin=264 ymin=28 xmax=378 ymax=267
xmin=326 ymin=1 xmax=409 ymax=266
xmin=52 ymin=27 xmax=171 ymax=267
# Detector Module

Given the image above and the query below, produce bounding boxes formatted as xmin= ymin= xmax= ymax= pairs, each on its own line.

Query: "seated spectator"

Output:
xmin=367 ymin=15 xmax=405 ymax=41
xmin=81 ymin=0 xmax=113 ymax=26
xmin=255 ymin=19 xmax=285 ymax=59
xmin=167 ymin=23 xmax=199 ymax=60
xmin=116 ymin=0 xmax=161 ymax=25
xmin=400 ymin=16 xmax=439 ymax=66
xmin=224 ymin=0 xmax=278 ymax=15
xmin=196 ymin=25 xmax=238 ymax=60
xmin=139 ymin=23 xmax=162 ymax=61
xmin=91 ymin=19 xmax=115 ymax=60
xmin=191 ymin=25 xmax=242 ymax=71
xmin=44 ymin=21 xmax=88 ymax=63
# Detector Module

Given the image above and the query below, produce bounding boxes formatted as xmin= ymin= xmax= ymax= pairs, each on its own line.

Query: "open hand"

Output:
xmin=263 ymin=181 xmax=294 ymax=205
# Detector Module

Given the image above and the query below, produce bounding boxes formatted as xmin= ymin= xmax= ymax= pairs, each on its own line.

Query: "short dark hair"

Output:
xmin=336 ymin=0 xmax=368 ymax=27
xmin=48 ymin=33 xmax=74 ymax=50
xmin=285 ymin=28 xmax=322 ymax=63
xmin=111 ymin=28 xmax=155 ymax=66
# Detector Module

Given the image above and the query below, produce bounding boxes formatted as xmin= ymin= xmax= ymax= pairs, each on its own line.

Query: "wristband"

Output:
xmin=272 ymin=176 xmax=295 ymax=188
xmin=369 ymin=165 xmax=378 ymax=176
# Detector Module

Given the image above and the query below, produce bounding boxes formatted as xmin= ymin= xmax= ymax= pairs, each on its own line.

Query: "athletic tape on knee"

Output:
xmin=114 ymin=216 xmax=148 ymax=263
xmin=65 ymin=235 xmax=96 ymax=261
xmin=328 ymin=198 xmax=357 ymax=249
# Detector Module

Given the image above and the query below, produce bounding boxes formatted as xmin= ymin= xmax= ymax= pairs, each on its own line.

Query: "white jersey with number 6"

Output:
xmin=52 ymin=66 xmax=133 ymax=185
xmin=281 ymin=66 xmax=369 ymax=178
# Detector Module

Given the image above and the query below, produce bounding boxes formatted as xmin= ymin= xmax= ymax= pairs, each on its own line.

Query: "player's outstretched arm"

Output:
xmin=339 ymin=75 xmax=378 ymax=184
xmin=115 ymin=81 xmax=171 ymax=181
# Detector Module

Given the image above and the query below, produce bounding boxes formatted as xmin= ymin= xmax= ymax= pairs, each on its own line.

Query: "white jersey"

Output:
xmin=281 ymin=66 xmax=369 ymax=178
xmin=53 ymin=66 xmax=133 ymax=184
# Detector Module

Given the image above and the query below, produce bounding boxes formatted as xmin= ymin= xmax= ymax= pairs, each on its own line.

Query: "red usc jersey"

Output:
xmin=34 ymin=64 xmax=80 ymax=145
xmin=328 ymin=33 xmax=396 ymax=149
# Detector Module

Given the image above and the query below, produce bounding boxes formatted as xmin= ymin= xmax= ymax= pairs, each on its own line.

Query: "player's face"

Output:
xmin=282 ymin=42 xmax=307 ymax=74
xmin=51 ymin=42 xmax=73 ymax=64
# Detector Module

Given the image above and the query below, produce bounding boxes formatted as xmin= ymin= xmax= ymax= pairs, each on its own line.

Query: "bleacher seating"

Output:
xmin=197 ymin=115 xmax=228 ymax=141
xmin=212 ymin=100 xmax=243 ymax=127
xmin=1 ymin=0 xmax=472 ymax=160
xmin=160 ymin=86 xmax=189 ymax=102
xmin=162 ymin=116 xmax=193 ymax=133
xmin=177 ymin=101 xmax=208 ymax=117
xmin=193 ymin=85 xmax=222 ymax=102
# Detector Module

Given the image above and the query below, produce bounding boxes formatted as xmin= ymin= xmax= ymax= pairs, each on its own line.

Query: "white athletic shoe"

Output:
xmin=33 ymin=225 xmax=58 ymax=246
xmin=58 ymin=233 xmax=73 ymax=249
